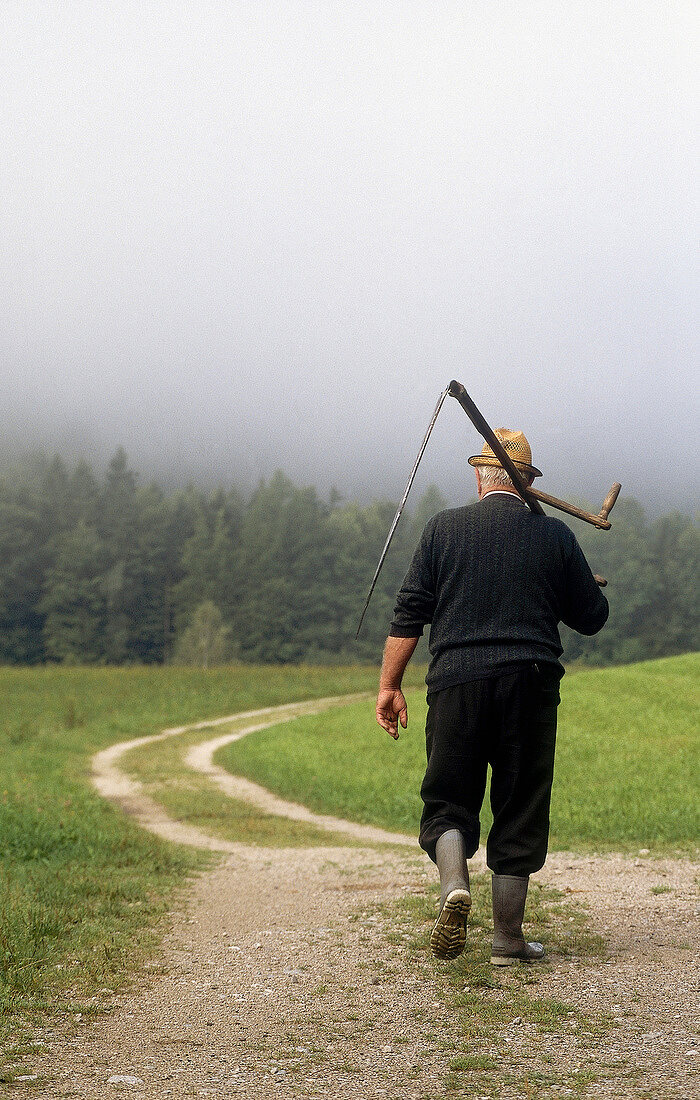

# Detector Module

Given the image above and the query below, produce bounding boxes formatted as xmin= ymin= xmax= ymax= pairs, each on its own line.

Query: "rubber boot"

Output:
xmin=490 ymin=874 xmax=544 ymax=965
xmin=430 ymin=830 xmax=471 ymax=960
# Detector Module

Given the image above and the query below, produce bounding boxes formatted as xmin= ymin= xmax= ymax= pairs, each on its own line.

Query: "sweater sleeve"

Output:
xmin=388 ymin=519 xmax=437 ymax=637
xmin=560 ymin=531 xmax=609 ymax=636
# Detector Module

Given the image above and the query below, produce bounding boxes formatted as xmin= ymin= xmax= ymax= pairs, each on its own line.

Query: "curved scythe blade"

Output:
xmin=356 ymin=386 xmax=449 ymax=638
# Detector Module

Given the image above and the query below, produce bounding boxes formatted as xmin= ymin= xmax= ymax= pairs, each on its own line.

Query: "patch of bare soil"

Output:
xmin=29 ymin=846 xmax=466 ymax=1099
xmin=531 ymin=851 xmax=699 ymax=1098
xmin=21 ymin=704 xmax=699 ymax=1099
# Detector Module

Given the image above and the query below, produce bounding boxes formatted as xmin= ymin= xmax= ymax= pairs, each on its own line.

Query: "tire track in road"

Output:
xmin=184 ymin=724 xmax=415 ymax=847
xmin=91 ymin=692 xmax=414 ymax=850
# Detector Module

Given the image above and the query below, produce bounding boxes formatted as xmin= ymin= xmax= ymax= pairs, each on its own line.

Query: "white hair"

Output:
xmin=477 ymin=465 xmax=514 ymax=487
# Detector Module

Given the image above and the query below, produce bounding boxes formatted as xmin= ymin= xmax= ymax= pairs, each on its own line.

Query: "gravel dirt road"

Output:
xmin=23 ymin=700 xmax=699 ymax=1099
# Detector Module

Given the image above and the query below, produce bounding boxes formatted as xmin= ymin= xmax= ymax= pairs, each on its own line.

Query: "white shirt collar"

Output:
xmin=482 ymin=490 xmax=528 ymax=506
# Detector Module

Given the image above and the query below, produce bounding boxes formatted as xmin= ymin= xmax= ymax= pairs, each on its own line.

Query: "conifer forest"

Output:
xmin=0 ymin=449 xmax=697 ymax=668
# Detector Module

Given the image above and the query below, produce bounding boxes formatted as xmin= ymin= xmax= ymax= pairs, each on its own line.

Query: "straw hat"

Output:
xmin=468 ymin=428 xmax=542 ymax=478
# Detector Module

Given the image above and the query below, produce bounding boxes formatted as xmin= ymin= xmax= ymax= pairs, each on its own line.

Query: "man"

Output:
xmin=375 ymin=429 xmax=608 ymax=964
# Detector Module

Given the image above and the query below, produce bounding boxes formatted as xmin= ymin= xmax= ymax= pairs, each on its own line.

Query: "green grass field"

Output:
xmin=219 ymin=654 xmax=700 ymax=853
xmin=0 ymin=662 xmax=425 ymax=1047
xmin=0 ymin=654 xmax=697 ymax=1078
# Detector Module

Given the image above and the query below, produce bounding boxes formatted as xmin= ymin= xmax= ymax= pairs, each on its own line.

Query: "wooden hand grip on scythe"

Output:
xmin=356 ymin=380 xmax=621 ymax=637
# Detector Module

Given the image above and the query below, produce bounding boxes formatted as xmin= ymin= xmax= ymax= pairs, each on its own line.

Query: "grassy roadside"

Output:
xmin=0 ymin=662 xmax=420 ymax=1065
xmin=218 ymin=654 xmax=700 ymax=854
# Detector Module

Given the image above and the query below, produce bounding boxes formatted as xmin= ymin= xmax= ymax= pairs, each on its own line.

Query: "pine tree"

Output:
xmin=235 ymin=473 xmax=335 ymax=661
xmin=97 ymin=449 xmax=141 ymax=662
xmin=41 ymin=521 xmax=107 ymax=662
xmin=0 ymin=462 xmax=51 ymax=663
xmin=172 ymin=489 xmax=243 ymax=636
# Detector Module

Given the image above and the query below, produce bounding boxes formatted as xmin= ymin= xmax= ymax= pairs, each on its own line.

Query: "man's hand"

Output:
xmin=375 ymin=636 xmax=419 ymax=740
xmin=376 ymin=688 xmax=408 ymax=740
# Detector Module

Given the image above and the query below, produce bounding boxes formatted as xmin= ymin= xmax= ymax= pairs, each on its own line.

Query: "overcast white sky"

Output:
xmin=1 ymin=2 xmax=697 ymax=512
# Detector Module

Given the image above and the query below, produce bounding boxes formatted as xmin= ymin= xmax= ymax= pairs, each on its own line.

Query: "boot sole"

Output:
xmin=490 ymin=948 xmax=545 ymax=966
xmin=491 ymin=954 xmax=525 ymax=966
xmin=430 ymin=889 xmax=471 ymax=960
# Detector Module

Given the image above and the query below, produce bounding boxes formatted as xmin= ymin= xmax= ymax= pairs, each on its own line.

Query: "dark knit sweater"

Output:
xmin=389 ymin=493 xmax=609 ymax=692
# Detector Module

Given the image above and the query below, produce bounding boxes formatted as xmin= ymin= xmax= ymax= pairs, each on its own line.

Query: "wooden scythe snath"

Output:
xmin=355 ymin=380 xmax=621 ymax=638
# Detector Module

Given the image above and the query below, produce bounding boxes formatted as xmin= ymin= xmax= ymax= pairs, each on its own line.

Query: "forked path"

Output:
xmin=92 ymin=694 xmax=415 ymax=850
xmin=28 ymin=697 xmax=700 ymax=1099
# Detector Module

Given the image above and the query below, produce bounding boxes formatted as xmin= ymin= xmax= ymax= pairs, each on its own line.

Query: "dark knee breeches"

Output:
xmin=418 ymin=665 xmax=560 ymax=877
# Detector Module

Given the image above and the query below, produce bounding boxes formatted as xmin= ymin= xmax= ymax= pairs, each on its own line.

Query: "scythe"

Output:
xmin=356 ymin=381 xmax=621 ymax=638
